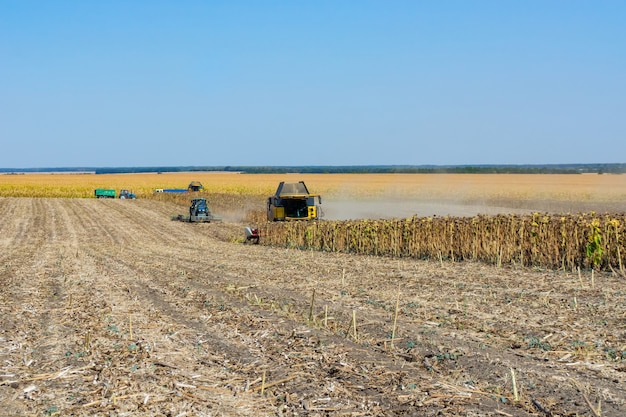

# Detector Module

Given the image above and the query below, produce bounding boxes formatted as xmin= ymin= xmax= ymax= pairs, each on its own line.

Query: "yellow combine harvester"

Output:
xmin=267 ymin=181 xmax=322 ymax=221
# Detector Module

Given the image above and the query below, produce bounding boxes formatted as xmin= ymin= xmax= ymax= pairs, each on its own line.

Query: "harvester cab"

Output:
xmin=267 ymin=181 xmax=322 ymax=221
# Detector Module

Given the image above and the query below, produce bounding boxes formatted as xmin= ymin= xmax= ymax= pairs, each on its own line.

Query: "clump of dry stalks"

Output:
xmin=260 ymin=212 xmax=626 ymax=273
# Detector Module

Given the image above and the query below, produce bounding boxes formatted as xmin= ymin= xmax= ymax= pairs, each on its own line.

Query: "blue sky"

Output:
xmin=1 ymin=1 xmax=625 ymax=168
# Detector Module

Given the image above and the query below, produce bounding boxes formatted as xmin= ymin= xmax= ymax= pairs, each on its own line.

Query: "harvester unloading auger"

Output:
xmin=171 ymin=197 xmax=221 ymax=223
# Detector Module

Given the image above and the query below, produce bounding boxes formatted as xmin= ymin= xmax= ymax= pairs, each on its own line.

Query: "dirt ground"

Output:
xmin=1 ymin=197 xmax=625 ymax=416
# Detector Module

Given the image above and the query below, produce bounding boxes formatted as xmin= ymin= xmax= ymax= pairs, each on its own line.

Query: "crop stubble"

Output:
xmin=0 ymin=196 xmax=625 ymax=416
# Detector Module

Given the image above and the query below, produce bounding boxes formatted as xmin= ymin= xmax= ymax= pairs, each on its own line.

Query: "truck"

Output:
xmin=267 ymin=181 xmax=322 ymax=221
xmin=94 ymin=189 xmax=116 ymax=198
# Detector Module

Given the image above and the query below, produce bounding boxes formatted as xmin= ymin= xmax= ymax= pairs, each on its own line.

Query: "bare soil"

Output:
xmin=1 ymin=198 xmax=625 ymax=416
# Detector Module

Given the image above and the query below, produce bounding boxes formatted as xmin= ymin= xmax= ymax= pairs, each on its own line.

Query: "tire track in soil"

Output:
xmin=0 ymin=199 xmax=64 ymax=302
xmin=97 ymin=251 xmax=465 ymax=415
xmin=64 ymin=210 xmax=466 ymax=416
xmin=0 ymin=199 xmax=131 ymax=415
xmin=0 ymin=199 xmax=47 ymax=336
xmin=93 ymin=239 xmax=551 ymax=415
xmin=111 ymin=241 xmax=625 ymax=416
xmin=0 ymin=199 xmax=40 ymax=263
xmin=1 ymin=199 xmax=277 ymax=416
xmin=0 ymin=199 xmax=96 ymax=416
xmin=59 ymin=199 xmax=279 ymax=416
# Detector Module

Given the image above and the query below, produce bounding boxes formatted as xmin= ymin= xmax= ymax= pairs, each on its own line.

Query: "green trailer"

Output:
xmin=94 ymin=189 xmax=116 ymax=198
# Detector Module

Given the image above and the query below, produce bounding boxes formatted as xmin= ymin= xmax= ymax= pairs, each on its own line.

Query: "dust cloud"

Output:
xmin=320 ymin=198 xmax=625 ymax=221
xmin=321 ymin=198 xmax=533 ymax=221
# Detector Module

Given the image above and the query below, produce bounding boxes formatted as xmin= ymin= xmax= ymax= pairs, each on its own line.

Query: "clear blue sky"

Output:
xmin=1 ymin=1 xmax=625 ymax=168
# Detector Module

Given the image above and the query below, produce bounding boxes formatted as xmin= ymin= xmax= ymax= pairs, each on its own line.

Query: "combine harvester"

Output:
xmin=172 ymin=197 xmax=221 ymax=223
xmin=267 ymin=181 xmax=323 ymax=221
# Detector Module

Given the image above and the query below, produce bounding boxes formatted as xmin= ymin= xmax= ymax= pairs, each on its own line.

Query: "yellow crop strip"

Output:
xmin=1 ymin=172 xmax=625 ymax=201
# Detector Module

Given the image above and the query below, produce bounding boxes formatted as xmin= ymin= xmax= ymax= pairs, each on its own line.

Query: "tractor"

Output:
xmin=119 ymin=189 xmax=136 ymax=199
xmin=171 ymin=197 xmax=221 ymax=222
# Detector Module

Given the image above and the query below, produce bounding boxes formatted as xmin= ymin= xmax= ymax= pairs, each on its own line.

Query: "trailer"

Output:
xmin=156 ymin=189 xmax=188 ymax=193
xmin=155 ymin=181 xmax=204 ymax=194
xmin=94 ymin=189 xmax=116 ymax=198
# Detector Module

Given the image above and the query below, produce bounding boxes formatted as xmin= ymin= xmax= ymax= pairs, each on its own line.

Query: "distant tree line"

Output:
xmin=1 ymin=164 xmax=625 ymax=175
xmin=234 ymin=164 xmax=626 ymax=174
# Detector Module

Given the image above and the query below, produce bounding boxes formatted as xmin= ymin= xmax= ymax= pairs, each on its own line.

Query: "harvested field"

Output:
xmin=1 ymin=196 xmax=626 ymax=416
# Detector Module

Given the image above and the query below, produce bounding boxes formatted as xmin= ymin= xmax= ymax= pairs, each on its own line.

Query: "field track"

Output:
xmin=1 ymin=197 xmax=625 ymax=416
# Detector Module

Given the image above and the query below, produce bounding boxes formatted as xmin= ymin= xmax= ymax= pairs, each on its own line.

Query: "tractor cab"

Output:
xmin=190 ymin=198 xmax=209 ymax=217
